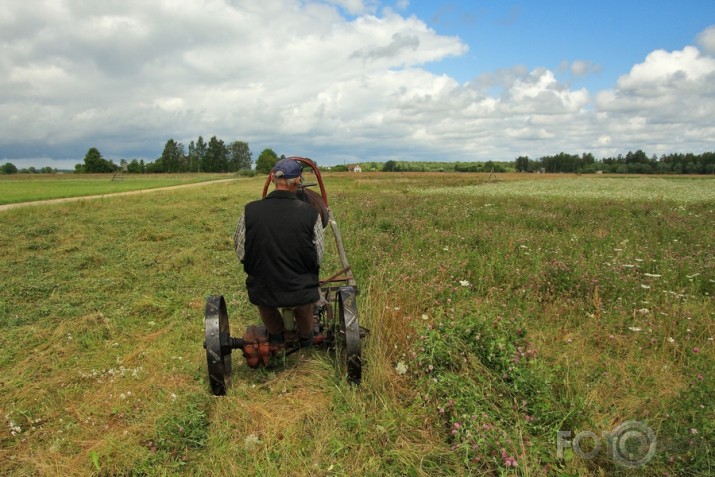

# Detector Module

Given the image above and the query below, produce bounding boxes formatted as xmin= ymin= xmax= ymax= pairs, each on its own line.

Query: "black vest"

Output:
xmin=243 ymin=190 xmax=320 ymax=307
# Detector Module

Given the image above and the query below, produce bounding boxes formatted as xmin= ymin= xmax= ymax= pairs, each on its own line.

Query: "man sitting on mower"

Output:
xmin=233 ymin=158 xmax=324 ymax=348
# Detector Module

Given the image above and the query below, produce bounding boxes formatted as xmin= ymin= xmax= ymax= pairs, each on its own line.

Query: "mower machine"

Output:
xmin=203 ymin=157 xmax=365 ymax=396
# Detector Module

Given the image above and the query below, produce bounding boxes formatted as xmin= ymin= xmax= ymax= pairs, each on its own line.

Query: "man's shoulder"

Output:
xmin=245 ymin=193 xmax=316 ymax=215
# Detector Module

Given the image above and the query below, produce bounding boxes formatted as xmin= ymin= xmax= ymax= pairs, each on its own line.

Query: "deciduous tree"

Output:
xmin=228 ymin=141 xmax=252 ymax=172
xmin=255 ymin=148 xmax=278 ymax=174
xmin=160 ymin=139 xmax=185 ymax=173
xmin=82 ymin=147 xmax=116 ymax=173
xmin=1 ymin=162 xmax=18 ymax=174
xmin=203 ymin=136 xmax=229 ymax=172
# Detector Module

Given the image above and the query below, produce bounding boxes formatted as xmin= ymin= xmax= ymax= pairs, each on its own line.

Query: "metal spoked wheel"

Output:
xmin=337 ymin=286 xmax=362 ymax=384
xmin=204 ymin=295 xmax=232 ymax=396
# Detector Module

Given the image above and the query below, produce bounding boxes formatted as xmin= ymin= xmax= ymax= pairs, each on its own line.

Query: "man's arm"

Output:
xmin=313 ymin=215 xmax=324 ymax=266
xmin=234 ymin=213 xmax=246 ymax=262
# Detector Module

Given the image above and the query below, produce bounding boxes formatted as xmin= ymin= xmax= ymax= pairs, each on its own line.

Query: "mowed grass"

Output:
xmin=0 ymin=173 xmax=713 ymax=476
xmin=0 ymin=173 xmax=234 ymax=204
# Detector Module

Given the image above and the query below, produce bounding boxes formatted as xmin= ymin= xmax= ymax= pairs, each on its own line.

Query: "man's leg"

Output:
xmin=293 ymin=303 xmax=314 ymax=341
xmin=257 ymin=306 xmax=284 ymax=342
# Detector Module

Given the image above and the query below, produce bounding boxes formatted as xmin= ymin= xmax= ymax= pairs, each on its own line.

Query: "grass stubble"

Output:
xmin=0 ymin=173 xmax=712 ymax=475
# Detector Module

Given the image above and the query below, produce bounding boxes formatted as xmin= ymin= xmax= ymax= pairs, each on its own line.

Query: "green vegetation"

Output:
xmin=255 ymin=148 xmax=279 ymax=174
xmin=515 ymin=150 xmax=715 ymax=174
xmin=0 ymin=173 xmax=712 ymax=475
xmin=0 ymin=174 xmax=234 ymax=205
xmin=340 ymin=160 xmax=513 ymax=173
xmin=76 ymin=147 xmax=118 ymax=173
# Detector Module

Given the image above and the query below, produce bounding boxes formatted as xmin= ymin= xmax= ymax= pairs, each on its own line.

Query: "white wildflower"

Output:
xmin=641 ymin=285 xmax=650 ymax=289
xmin=395 ymin=362 xmax=408 ymax=375
xmin=421 ymin=314 xmax=429 ymax=320
xmin=459 ymin=280 xmax=471 ymax=287
xmin=667 ymin=337 xmax=675 ymax=343
xmin=244 ymin=434 xmax=262 ymax=450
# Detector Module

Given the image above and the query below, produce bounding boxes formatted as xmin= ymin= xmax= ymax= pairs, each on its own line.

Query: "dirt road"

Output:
xmin=0 ymin=178 xmax=237 ymax=212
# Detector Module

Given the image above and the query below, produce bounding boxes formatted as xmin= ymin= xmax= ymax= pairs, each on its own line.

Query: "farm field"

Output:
xmin=0 ymin=173 xmax=235 ymax=205
xmin=0 ymin=173 xmax=713 ymax=476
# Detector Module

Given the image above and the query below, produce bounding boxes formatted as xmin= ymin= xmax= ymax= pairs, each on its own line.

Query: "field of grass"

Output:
xmin=0 ymin=173 xmax=713 ymax=476
xmin=0 ymin=173 xmax=235 ymax=205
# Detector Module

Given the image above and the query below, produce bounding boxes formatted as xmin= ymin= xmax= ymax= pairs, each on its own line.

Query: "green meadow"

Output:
xmin=0 ymin=173 xmax=713 ymax=476
xmin=0 ymin=173 xmax=233 ymax=205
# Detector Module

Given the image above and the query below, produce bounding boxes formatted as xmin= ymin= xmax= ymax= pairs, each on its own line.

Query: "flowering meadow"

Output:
xmin=0 ymin=173 xmax=713 ymax=475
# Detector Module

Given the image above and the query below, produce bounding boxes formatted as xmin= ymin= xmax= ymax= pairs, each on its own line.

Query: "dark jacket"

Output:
xmin=242 ymin=190 xmax=320 ymax=307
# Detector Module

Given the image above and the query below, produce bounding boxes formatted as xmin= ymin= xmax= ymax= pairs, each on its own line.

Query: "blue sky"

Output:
xmin=404 ymin=1 xmax=714 ymax=88
xmin=1 ymin=0 xmax=714 ymax=169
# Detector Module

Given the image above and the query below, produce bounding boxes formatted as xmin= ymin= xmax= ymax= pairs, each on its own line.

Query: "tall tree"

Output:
xmin=515 ymin=156 xmax=530 ymax=172
xmin=1 ymin=162 xmax=18 ymax=174
xmin=203 ymin=136 xmax=229 ymax=172
xmin=228 ymin=141 xmax=252 ymax=171
xmin=83 ymin=147 xmax=116 ymax=173
xmin=195 ymin=136 xmax=207 ymax=172
xmin=255 ymin=148 xmax=279 ymax=174
xmin=382 ymin=160 xmax=399 ymax=172
xmin=160 ymin=139 xmax=185 ymax=173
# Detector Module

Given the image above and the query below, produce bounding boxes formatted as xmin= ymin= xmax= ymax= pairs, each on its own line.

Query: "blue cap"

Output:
xmin=272 ymin=158 xmax=302 ymax=179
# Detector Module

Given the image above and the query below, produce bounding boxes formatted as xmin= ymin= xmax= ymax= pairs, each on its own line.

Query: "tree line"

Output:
xmin=0 ymin=163 xmax=58 ymax=174
xmin=329 ymin=160 xmax=510 ymax=173
xmin=1 ymin=138 xmax=295 ymax=175
xmin=515 ymin=150 xmax=715 ymax=174
xmin=73 ymin=136 xmax=257 ymax=174
xmin=3 ymin=146 xmax=715 ymax=175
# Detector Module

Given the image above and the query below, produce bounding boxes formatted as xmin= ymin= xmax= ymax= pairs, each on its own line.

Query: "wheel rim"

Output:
xmin=338 ymin=287 xmax=362 ymax=384
xmin=205 ymin=295 xmax=232 ymax=395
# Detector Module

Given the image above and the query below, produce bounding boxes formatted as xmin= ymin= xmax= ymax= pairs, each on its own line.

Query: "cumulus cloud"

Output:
xmin=595 ymin=41 xmax=715 ymax=155
xmin=697 ymin=25 xmax=715 ymax=55
xmin=0 ymin=2 xmax=713 ymax=168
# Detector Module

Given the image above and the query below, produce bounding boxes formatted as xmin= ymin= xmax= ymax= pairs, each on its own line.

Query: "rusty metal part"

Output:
xmin=263 ymin=157 xmax=329 ymax=206
xmin=320 ymin=266 xmax=352 ymax=285
xmin=240 ymin=325 xmax=272 ymax=368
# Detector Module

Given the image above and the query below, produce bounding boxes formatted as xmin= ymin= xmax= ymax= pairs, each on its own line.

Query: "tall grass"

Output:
xmin=1 ymin=173 xmax=713 ymax=475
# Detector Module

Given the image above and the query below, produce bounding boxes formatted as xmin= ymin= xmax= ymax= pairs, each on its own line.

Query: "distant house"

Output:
xmin=347 ymin=164 xmax=362 ymax=172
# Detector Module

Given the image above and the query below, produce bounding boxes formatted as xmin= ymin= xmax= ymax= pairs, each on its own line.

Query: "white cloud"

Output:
xmin=0 ymin=3 xmax=713 ymax=169
xmin=698 ymin=25 xmax=715 ymax=55
xmin=594 ymin=41 xmax=715 ymax=156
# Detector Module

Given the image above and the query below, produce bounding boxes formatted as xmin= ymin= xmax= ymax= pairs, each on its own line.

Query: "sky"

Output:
xmin=2 ymin=0 xmax=715 ymax=169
